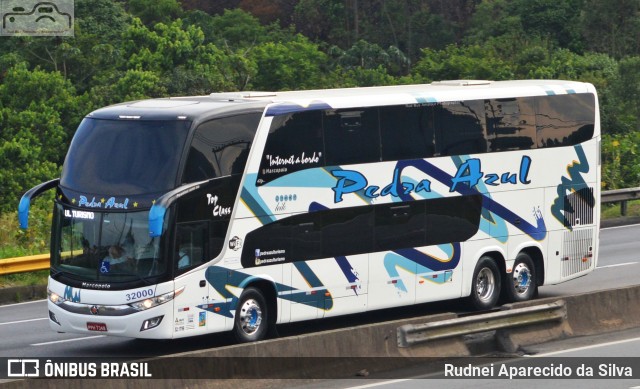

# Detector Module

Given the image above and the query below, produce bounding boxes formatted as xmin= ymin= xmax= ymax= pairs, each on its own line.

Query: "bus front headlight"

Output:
xmin=48 ymin=289 xmax=63 ymax=305
xmin=129 ymin=286 xmax=185 ymax=311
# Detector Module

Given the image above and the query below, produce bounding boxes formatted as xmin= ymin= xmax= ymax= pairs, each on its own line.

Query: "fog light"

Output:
xmin=140 ymin=315 xmax=164 ymax=331
xmin=49 ymin=310 xmax=61 ymax=326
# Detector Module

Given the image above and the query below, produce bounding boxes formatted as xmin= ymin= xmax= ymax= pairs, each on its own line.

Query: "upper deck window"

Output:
xmin=182 ymin=113 xmax=261 ymax=184
xmin=61 ymin=118 xmax=191 ymax=195
xmin=535 ymin=94 xmax=595 ymax=148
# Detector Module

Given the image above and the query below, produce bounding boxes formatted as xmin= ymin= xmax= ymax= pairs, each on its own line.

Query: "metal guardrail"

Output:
xmin=397 ymin=300 xmax=566 ymax=347
xmin=601 ymin=187 xmax=640 ymax=216
xmin=1 ymin=188 xmax=639 ymax=277
xmin=0 ymin=254 xmax=49 ymax=276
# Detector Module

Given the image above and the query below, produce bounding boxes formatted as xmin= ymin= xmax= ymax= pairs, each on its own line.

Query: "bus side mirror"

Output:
xmin=148 ymin=204 xmax=167 ymax=238
xmin=18 ymin=178 xmax=60 ymax=229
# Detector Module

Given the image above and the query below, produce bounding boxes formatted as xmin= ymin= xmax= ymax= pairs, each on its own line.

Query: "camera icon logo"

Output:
xmin=1 ymin=0 xmax=74 ymax=36
xmin=7 ymin=359 xmax=40 ymax=377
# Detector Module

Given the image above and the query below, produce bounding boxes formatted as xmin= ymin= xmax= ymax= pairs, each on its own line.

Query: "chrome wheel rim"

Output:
xmin=238 ymin=299 xmax=262 ymax=335
xmin=512 ymin=262 xmax=532 ymax=295
xmin=476 ymin=267 xmax=495 ymax=303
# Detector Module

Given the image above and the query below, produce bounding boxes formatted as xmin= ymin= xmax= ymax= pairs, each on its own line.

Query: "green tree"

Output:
xmin=293 ymin=0 xmax=348 ymax=44
xmin=411 ymin=44 xmax=514 ymax=82
xmin=128 ymin=0 xmax=183 ymax=26
xmin=0 ymin=0 xmax=131 ymax=94
xmin=0 ymin=64 xmax=76 ymax=211
xmin=329 ymin=40 xmax=408 ymax=75
xmin=249 ymin=35 xmax=329 ymax=90
xmin=122 ymin=18 xmax=239 ymax=93
xmin=602 ymin=133 xmax=640 ymax=189
xmin=581 ymin=0 xmax=640 ymax=58
xmin=512 ymin=0 xmax=584 ymax=51
xmin=0 ymin=62 xmax=80 ymax=142
xmin=329 ymin=65 xmax=397 ymax=87
xmin=606 ymin=56 xmax=640 ymax=134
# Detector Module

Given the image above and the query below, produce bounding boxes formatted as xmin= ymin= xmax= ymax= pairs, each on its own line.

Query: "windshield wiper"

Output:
xmin=100 ymin=271 xmax=154 ymax=285
xmin=51 ymin=269 xmax=70 ymax=281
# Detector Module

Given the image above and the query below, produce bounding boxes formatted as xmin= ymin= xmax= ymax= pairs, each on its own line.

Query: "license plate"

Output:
xmin=87 ymin=322 xmax=108 ymax=331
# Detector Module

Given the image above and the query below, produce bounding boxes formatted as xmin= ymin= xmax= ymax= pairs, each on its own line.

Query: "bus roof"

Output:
xmin=87 ymin=80 xmax=596 ymax=121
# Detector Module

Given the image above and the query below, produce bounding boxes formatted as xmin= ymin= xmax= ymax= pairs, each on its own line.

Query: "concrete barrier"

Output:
xmin=0 ymin=284 xmax=46 ymax=305
xmin=397 ymin=300 xmax=567 ymax=347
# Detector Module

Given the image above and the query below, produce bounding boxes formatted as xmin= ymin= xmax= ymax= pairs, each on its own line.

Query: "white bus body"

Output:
xmin=21 ymin=80 xmax=600 ymax=341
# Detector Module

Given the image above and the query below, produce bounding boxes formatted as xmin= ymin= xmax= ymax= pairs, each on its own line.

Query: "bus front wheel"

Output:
xmin=233 ymin=287 xmax=269 ymax=343
xmin=468 ymin=257 xmax=501 ymax=310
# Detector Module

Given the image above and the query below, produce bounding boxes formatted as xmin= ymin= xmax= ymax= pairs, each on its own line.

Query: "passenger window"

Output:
xmin=324 ymin=108 xmax=380 ymax=165
xmin=182 ymin=113 xmax=260 ymax=184
xmin=485 ymin=98 xmax=536 ymax=152
xmin=380 ymin=105 xmax=435 ymax=161
xmin=374 ymin=201 xmax=426 ymax=250
xmin=320 ymin=206 xmax=374 ymax=258
xmin=425 ymin=195 xmax=482 ymax=246
xmin=536 ymin=94 xmax=595 ymax=148
xmin=434 ymin=101 xmax=487 ymax=156
xmin=175 ymin=222 xmax=208 ymax=273
xmin=257 ymin=110 xmax=324 ymax=186
xmin=240 ymin=195 xmax=483 ymax=268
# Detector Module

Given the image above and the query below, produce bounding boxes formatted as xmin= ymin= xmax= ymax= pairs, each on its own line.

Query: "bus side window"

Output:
xmin=434 ymin=101 xmax=487 ymax=156
xmin=175 ymin=222 xmax=209 ymax=273
xmin=182 ymin=113 xmax=261 ymax=184
xmin=535 ymin=94 xmax=595 ymax=148
xmin=257 ymin=110 xmax=324 ymax=185
xmin=324 ymin=108 xmax=380 ymax=166
xmin=380 ymin=105 xmax=435 ymax=161
xmin=485 ymin=97 xmax=536 ymax=152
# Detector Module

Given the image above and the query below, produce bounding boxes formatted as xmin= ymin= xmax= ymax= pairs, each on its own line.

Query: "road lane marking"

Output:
xmin=31 ymin=335 xmax=105 ymax=346
xmin=533 ymin=336 xmax=640 ymax=357
xmin=0 ymin=317 xmax=48 ymax=326
xmin=0 ymin=299 xmax=47 ymax=308
xmin=344 ymin=379 xmax=412 ymax=389
xmin=601 ymin=223 xmax=640 ymax=230
xmin=597 ymin=261 xmax=638 ymax=269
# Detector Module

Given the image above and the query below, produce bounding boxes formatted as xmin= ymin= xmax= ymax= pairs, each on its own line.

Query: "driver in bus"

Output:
xmin=104 ymin=245 xmax=135 ymax=271
xmin=104 ymin=245 xmax=126 ymax=264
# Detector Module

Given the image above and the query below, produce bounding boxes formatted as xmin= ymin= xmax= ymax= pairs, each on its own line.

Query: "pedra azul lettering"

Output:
xmin=331 ymin=156 xmax=532 ymax=203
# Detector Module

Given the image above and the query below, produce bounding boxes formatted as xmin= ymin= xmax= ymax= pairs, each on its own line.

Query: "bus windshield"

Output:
xmin=60 ymin=118 xmax=191 ymax=195
xmin=51 ymin=204 xmax=167 ymax=283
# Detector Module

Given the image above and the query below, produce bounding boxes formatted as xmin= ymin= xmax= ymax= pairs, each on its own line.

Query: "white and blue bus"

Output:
xmin=19 ymin=80 xmax=600 ymax=342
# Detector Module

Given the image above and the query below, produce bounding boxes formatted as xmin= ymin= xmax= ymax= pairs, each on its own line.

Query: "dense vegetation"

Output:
xmin=1 ymin=0 xmax=640 ymax=258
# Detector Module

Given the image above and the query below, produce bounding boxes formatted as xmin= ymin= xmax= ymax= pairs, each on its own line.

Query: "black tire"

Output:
xmin=467 ymin=256 xmax=501 ymax=310
xmin=503 ymin=252 xmax=537 ymax=303
xmin=233 ymin=287 xmax=269 ymax=343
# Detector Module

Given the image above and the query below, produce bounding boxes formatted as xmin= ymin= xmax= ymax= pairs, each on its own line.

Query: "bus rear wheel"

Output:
xmin=233 ymin=287 xmax=269 ymax=343
xmin=503 ymin=252 xmax=537 ymax=303
xmin=468 ymin=256 xmax=501 ymax=310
